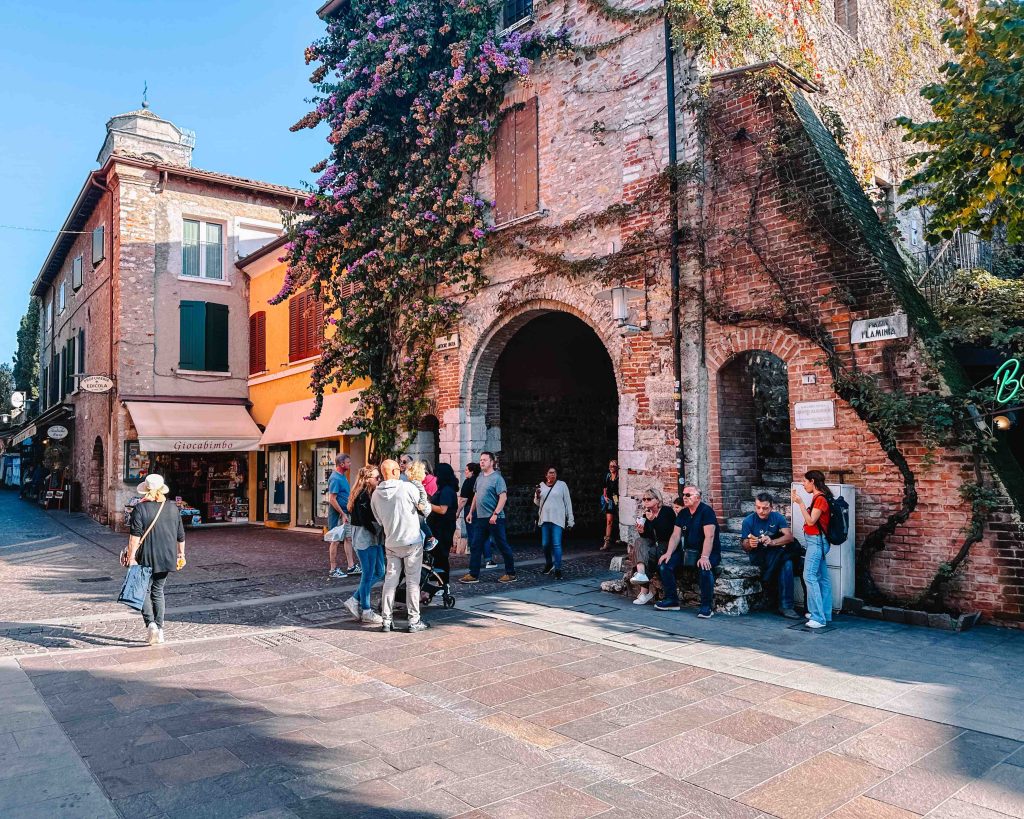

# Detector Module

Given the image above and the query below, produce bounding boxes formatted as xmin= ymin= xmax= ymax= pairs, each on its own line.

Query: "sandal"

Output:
xmin=599 ymin=538 xmax=611 ymax=551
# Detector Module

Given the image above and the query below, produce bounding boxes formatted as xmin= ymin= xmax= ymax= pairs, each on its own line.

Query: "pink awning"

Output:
xmin=259 ymin=390 xmax=361 ymax=446
xmin=126 ymin=402 xmax=263 ymax=452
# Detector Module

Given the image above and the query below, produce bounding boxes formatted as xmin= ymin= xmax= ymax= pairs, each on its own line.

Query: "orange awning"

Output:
xmin=126 ymin=402 xmax=263 ymax=452
xmin=259 ymin=390 xmax=361 ymax=446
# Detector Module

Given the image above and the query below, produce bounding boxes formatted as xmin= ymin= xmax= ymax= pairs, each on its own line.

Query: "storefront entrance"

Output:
xmin=295 ymin=439 xmax=337 ymax=528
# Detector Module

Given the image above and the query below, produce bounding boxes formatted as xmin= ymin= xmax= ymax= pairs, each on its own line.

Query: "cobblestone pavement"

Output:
xmin=0 ymin=491 xmax=613 ymax=657
xmin=11 ymin=607 xmax=1024 ymax=819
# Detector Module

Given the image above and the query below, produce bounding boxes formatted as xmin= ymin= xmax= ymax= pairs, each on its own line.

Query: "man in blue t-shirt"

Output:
xmin=461 ymin=451 xmax=516 ymax=583
xmin=327 ymin=453 xmax=358 ymax=579
xmin=741 ymin=493 xmax=801 ymax=619
xmin=656 ymin=485 xmax=720 ymax=618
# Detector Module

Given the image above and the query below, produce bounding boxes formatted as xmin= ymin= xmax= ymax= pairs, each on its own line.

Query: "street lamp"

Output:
xmin=596 ymin=284 xmax=647 ymax=330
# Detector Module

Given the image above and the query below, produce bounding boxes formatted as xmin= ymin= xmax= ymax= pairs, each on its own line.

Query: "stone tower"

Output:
xmin=95 ymin=107 xmax=194 ymax=167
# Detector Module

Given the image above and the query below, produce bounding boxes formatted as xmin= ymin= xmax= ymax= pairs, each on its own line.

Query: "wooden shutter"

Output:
xmin=494 ymin=111 xmax=517 ymax=224
xmin=249 ymin=312 xmax=266 ymax=375
xmin=205 ymin=303 xmax=230 ymax=373
xmin=179 ymin=300 xmax=206 ymax=370
xmin=92 ymin=226 xmax=105 ymax=265
xmin=515 ymin=97 xmax=539 ymax=218
xmin=311 ymin=294 xmax=324 ymax=356
xmin=78 ymin=328 xmax=85 ymax=374
xmin=289 ymin=296 xmax=301 ymax=362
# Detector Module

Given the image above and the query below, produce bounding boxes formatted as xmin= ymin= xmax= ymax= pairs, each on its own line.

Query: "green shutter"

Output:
xmin=179 ymin=301 xmax=206 ymax=370
xmin=205 ymin=303 xmax=229 ymax=372
xmin=78 ymin=328 xmax=85 ymax=373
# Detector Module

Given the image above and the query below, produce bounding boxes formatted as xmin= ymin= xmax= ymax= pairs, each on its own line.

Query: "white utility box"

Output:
xmin=791 ymin=482 xmax=856 ymax=611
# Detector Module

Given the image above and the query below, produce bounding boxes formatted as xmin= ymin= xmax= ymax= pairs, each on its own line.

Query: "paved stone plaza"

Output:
xmin=1 ymin=493 xmax=1024 ymax=818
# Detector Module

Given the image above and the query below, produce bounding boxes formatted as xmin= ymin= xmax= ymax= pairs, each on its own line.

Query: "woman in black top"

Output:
xmin=458 ymin=462 xmax=480 ymax=555
xmin=630 ymin=486 xmax=675 ymax=605
xmin=128 ymin=474 xmax=186 ymax=645
xmin=429 ymin=463 xmax=460 ymax=581
xmin=601 ymin=459 xmax=620 ymax=550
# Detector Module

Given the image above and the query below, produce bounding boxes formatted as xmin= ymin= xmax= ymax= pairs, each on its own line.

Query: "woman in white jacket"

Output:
xmin=534 ymin=466 xmax=574 ymax=580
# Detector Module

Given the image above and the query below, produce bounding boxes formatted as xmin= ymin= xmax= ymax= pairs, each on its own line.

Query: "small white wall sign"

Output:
xmin=47 ymin=425 xmax=69 ymax=440
xmin=79 ymin=375 xmax=115 ymax=393
xmin=435 ymin=333 xmax=460 ymax=352
xmin=851 ymin=313 xmax=908 ymax=344
xmin=793 ymin=400 xmax=836 ymax=430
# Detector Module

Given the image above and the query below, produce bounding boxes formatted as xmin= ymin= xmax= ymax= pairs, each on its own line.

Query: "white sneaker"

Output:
xmin=485 ymin=561 xmax=497 ymax=569
xmin=157 ymin=628 xmax=165 ymax=644
xmin=805 ymin=612 xmax=812 ymax=618
xmin=631 ymin=572 xmax=650 ymax=585
xmin=806 ymin=620 xmax=827 ymax=629
xmin=361 ymin=610 xmax=383 ymax=625
xmin=343 ymin=597 xmax=361 ymax=621
xmin=633 ymin=590 xmax=655 ymax=605
xmin=146 ymin=623 xmax=159 ymax=646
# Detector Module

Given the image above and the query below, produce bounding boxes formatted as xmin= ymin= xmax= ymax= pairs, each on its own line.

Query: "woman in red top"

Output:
xmin=791 ymin=470 xmax=833 ymax=628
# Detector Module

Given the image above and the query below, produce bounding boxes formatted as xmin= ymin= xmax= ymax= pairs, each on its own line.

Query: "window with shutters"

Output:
xmin=501 ymin=0 xmax=533 ymax=29
xmin=72 ymin=256 xmax=84 ymax=291
xmin=64 ymin=336 xmax=77 ymax=395
xmin=493 ymin=96 xmax=539 ymax=225
xmin=78 ymin=328 xmax=86 ymax=375
xmin=179 ymin=301 xmax=230 ymax=372
xmin=58 ymin=281 xmax=66 ymax=314
xmin=249 ymin=311 xmax=267 ymax=375
xmin=92 ymin=226 xmax=105 ymax=266
xmin=40 ymin=366 xmax=48 ymax=410
xmin=834 ymin=0 xmax=857 ymax=35
xmin=182 ymin=219 xmax=225 ymax=280
xmin=288 ymin=290 xmax=324 ymax=362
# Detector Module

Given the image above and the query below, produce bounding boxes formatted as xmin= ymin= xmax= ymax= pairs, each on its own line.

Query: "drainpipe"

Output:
xmin=664 ymin=16 xmax=685 ymax=488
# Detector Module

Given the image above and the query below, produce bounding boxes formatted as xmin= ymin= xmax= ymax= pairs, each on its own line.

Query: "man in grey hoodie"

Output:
xmin=370 ymin=459 xmax=427 ymax=632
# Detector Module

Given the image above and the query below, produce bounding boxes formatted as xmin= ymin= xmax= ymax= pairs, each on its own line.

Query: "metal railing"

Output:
xmin=911 ymin=230 xmax=993 ymax=308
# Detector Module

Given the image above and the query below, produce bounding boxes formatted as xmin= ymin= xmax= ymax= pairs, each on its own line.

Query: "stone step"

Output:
xmin=739 ymin=500 xmax=792 ymax=517
xmin=762 ymin=457 xmax=793 ymax=472
xmin=720 ymin=532 xmax=745 ymax=552
xmin=761 ymin=472 xmax=793 ymax=486
xmin=726 ymin=516 xmax=747 ymax=533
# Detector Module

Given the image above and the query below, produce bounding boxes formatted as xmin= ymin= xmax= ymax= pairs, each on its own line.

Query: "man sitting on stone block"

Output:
xmin=742 ymin=493 xmax=802 ymax=620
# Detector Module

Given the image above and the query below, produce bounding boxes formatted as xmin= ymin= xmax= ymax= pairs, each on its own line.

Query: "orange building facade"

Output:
xmin=240 ymin=238 xmax=366 ymax=530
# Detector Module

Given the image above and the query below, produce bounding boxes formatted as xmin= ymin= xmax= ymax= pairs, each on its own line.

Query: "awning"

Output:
xmin=11 ymin=424 xmax=36 ymax=446
xmin=126 ymin=402 xmax=263 ymax=452
xmin=259 ymin=390 xmax=361 ymax=446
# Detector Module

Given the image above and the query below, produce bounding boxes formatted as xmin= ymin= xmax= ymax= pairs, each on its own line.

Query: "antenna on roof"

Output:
xmin=142 ymin=80 xmax=149 ymax=109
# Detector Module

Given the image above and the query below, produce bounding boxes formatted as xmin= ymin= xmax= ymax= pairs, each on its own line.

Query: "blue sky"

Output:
xmin=0 ymin=1 xmax=327 ymax=364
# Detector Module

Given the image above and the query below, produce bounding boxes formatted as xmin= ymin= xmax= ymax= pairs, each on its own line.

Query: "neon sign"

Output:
xmin=994 ymin=358 xmax=1021 ymax=405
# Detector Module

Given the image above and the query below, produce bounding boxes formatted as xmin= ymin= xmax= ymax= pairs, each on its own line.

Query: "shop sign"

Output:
xmin=79 ymin=375 xmax=115 ymax=393
xmin=851 ymin=313 xmax=908 ymax=344
xmin=435 ymin=333 xmax=460 ymax=351
xmin=47 ymin=425 xmax=69 ymax=440
xmin=141 ymin=439 xmax=255 ymax=452
xmin=995 ymin=358 xmax=1021 ymax=405
xmin=793 ymin=400 xmax=836 ymax=430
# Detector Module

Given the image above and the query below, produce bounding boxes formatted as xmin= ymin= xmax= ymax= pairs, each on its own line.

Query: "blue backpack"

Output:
xmin=818 ymin=495 xmax=850 ymax=545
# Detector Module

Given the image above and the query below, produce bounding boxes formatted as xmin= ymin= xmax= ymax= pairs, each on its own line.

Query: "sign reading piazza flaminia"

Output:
xmin=851 ymin=313 xmax=909 ymax=344
xmin=79 ymin=375 xmax=115 ymax=393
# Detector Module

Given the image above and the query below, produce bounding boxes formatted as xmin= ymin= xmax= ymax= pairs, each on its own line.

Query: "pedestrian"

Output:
xmin=406 ymin=460 xmax=439 ymax=550
xmin=126 ymin=474 xmax=186 ymax=645
xmin=342 ymin=466 xmax=386 ymax=625
xmin=457 ymin=462 xmax=480 ymax=555
xmin=461 ymin=451 xmax=517 ymax=584
xmin=792 ymin=470 xmax=833 ymax=629
xmin=398 ymin=454 xmax=412 ymax=481
xmin=371 ymin=459 xmax=428 ymax=632
xmin=600 ymin=458 xmax=620 ymax=551
xmin=742 ymin=493 xmax=802 ymax=619
xmin=630 ymin=486 xmax=675 ymax=605
xmin=327 ymin=453 xmax=360 ymax=578
xmin=428 ymin=463 xmax=460 ymax=582
xmin=656 ymin=484 xmax=720 ymax=618
xmin=534 ymin=466 xmax=573 ymax=580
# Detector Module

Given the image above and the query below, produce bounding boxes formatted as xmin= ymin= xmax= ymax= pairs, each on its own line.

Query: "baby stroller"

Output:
xmin=394 ymin=540 xmax=456 ymax=610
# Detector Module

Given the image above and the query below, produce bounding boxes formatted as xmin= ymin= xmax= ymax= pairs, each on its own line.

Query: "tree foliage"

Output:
xmin=898 ymin=0 xmax=1024 ymax=242
xmin=12 ymin=299 xmax=39 ymax=399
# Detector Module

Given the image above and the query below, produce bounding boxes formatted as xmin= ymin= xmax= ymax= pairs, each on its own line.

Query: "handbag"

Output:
xmin=536 ymin=484 xmax=553 ymax=529
xmin=117 ymin=500 xmax=166 ymax=610
xmin=682 ymin=549 xmax=700 ymax=568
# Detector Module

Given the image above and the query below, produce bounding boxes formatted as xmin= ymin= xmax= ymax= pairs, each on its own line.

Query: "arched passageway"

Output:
xmin=487 ymin=312 xmax=618 ymax=536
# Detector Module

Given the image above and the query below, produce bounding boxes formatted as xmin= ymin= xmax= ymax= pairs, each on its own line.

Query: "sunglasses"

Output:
xmin=642 ymin=496 xmax=655 ymax=501
xmin=682 ymin=493 xmax=698 ymax=498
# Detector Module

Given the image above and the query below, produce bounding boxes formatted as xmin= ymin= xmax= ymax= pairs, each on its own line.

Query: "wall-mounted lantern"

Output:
xmin=596 ymin=284 xmax=647 ymax=330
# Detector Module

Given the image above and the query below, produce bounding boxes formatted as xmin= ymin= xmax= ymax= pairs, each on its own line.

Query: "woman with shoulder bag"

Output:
xmin=124 ymin=474 xmax=186 ymax=645
xmin=792 ymin=470 xmax=833 ymax=629
xmin=535 ymin=466 xmax=574 ymax=580
xmin=342 ymin=466 xmax=386 ymax=624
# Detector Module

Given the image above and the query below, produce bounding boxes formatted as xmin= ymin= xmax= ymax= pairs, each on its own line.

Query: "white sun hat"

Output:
xmin=137 ymin=473 xmax=170 ymax=495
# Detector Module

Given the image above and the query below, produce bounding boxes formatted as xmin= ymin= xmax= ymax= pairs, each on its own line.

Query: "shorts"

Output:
xmin=635 ymin=537 xmax=664 ymax=566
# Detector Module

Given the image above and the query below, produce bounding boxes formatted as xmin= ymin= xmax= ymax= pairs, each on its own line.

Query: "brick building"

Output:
xmin=26 ymin=107 xmax=302 ymax=529
xmin=371 ymin=1 xmax=1024 ymax=619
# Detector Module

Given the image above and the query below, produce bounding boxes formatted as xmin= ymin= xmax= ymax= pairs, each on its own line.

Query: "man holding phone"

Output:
xmin=741 ymin=493 xmax=801 ymax=619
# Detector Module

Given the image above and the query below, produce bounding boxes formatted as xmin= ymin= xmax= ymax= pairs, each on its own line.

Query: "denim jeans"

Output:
xmin=659 ymin=550 xmax=716 ymax=613
xmin=540 ymin=522 xmax=564 ymax=570
xmin=470 ymin=517 xmax=515 ymax=576
xmin=142 ymin=571 xmax=169 ymax=628
xmin=778 ymin=557 xmax=795 ymax=611
xmin=802 ymin=533 xmax=832 ymax=624
xmin=355 ymin=544 xmax=386 ymax=611
xmin=465 ymin=517 xmax=492 ymax=559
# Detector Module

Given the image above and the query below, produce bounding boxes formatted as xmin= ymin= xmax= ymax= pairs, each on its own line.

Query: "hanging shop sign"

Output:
xmin=79 ymin=375 xmax=115 ymax=393
xmin=793 ymin=400 xmax=836 ymax=430
xmin=47 ymin=425 xmax=69 ymax=440
xmin=434 ymin=333 xmax=460 ymax=352
xmin=851 ymin=313 xmax=908 ymax=344
xmin=995 ymin=358 xmax=1021 ymax=405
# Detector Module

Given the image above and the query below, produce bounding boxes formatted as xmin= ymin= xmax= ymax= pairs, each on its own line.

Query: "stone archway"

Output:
xmin=465 ymin=308 xmax=620 ymax=536
xmin=716 ymin=350 xmax=793 ymax=537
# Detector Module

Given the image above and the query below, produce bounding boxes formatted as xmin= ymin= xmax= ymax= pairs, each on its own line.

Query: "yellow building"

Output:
xmin=240 ymin=238 xmax=366 ymax=529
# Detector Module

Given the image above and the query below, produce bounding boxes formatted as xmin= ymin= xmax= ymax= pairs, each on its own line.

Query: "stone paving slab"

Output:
xmin=12 ymin=611 xmax=1024 ymax=819
xmin=466 ymin=577 xmax=1024 ymax=742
